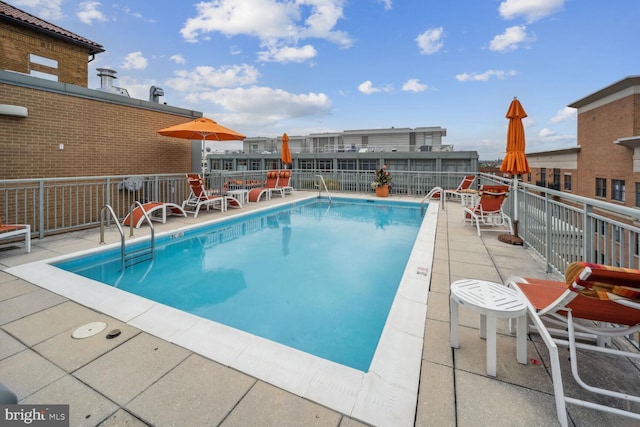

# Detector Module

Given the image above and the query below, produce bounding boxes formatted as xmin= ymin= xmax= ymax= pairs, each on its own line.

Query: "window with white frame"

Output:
xmin=595 ymin=178 xmax=607 ymax=198
xmin=612 ymin=179 xmax=625 ymax=202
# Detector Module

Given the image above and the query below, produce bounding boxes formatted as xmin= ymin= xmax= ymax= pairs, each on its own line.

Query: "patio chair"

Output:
xmin=183 ymin=174 xmax=241 ymax=217
xmin=506 ymin=262 xmax=640 ymax=427
xmin=277 ymin=170 xmax=294 ymax=195
xmin=248 ymin=170 xmax=282 ymax=202
xmin=0 ymin=221 xmax=31 ymax=253
xmin=122 ymin=202 xmax=187 ymax=228
xmin=463 ymin=185 xmax=512 ymax=236
xmin=444 ymin=175 xmax=476 ymax=203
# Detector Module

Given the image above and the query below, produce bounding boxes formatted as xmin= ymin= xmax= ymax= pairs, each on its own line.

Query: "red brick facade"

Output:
xmin=0 ymin=80 xmax=197 ymax=179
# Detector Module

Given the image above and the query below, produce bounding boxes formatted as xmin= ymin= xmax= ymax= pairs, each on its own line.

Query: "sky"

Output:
xmin=11 ymin=0 xmax=640 ymax=159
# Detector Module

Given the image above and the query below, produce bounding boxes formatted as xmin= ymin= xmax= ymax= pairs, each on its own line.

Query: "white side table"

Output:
xmin=450 ymin=279 xmax=528 ymax=377
xmin=226 ymin=189 xmax=249 ymax=206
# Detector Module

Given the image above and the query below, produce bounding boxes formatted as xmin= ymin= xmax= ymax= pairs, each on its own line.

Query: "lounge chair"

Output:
xmin=444 ymin=175 xmax=476 ymax=203
xmin=248 ymin=171 xmax=282 ymax=202
xmin=507 ymin=262 xmax=640 ymax=426
xmin=0 ymin=221 xmax=31 ymax=253
xmin=463 ymin=185 xmax=512 ymax=236
xmin=122 ymin=202 xmax=187 ymax=228
xmin=277 ymin=170 xmax=294 ymax=195
xmin=183 ymin=174 xmax=241 ymax=217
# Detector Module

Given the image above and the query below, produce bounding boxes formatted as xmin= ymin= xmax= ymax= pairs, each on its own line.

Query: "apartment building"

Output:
xmin=525 ymin=76 xmax=640 ymax=208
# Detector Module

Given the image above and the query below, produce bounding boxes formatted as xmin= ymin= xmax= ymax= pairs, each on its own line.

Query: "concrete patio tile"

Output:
xmin=126 ymin=354 xmax=255 ymax=427
xmin=415 ymin=361 xmax=455 ymax=427
xmin=0 ymin=277 xmax=40 ymax=300
xmin=454 ymin=370 xmax=559 ymax=427
xmin=0 ymin=329 xmax=26 ymax=360
xmin=426 ymin=291 xmax=449 ymax=322
xmin=448 ymin=261 xmax=502 ymax=283
xmin=33 ymin=317 xmax=141 ymax=372
xmin=74 ymin=333 xmax=190 ymax=406
xmin=423 ymin=318 xmax=453 ymax=367
xmin=0 ymin=349 xmax=66 ymax=400
xmin=338 ymin=417 xmax=371 ymax=427
xmin=220 ymin=380 xmax=342 ymax=427
xmin=3 ymin=301 xmax=110 ymax=347
xmin=449 ymin=249 xmax=494 ymax=266
xmin=0 ymin=288 xmax=66 ymax=325
xmin=0 ymin=270 xmax=16 ymax=284
xmin=98 ymin=409 xmax=150 ymax=426
xmin=431 ymin=258 xmax=448 ymax=276
xmin=429 ymin=271 xmax=450 ymax=294
xmin=447 ymin=239 xmax=487 ymax=255
xmin=21 ymin=374 xmax=119 ymax=427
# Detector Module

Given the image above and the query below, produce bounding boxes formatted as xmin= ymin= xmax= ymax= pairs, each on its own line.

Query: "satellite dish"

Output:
xmin=206 ymin=147 xmax=211 ymax=152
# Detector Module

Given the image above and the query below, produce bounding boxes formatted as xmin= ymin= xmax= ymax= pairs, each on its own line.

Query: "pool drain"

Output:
xmin=71 ymin=321 xmax=107 ymax=339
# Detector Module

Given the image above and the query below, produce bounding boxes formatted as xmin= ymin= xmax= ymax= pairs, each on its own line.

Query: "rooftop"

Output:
xmin=1 ymin=192 xmax=638 ymax=426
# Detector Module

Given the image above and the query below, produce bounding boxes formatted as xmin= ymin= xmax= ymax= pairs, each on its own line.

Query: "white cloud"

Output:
xmin=179 ymin=0 xmax=352 ymax=63
xmin=358 ymin=81 xmax=392 ymax=94
xmin=14 ymin=0 xmax=63 ymax=21
xmin=499 ymin=0 xmax=564 ymax=23
xmin=170 ymin=54 xmax=186 ymax=65
xmin=402 ymin=79 xmax=428 ymax=93
xmin=550 ymin=106 xmax=576 ymax=123
xmin=121 ymin=52 xmax=148 ymax=70
xmin=489 ymin=25 xmax=533 ymax=52
xmin=539 ymin=128 xmax=556 ymax=138
xmin=537 ymin=127 xmax=575 ymax=143
xmin=165 ymin=65 xmax=260 ymax=91
xmin=378 ymin=0 xmax=392 ymax=11
xmin=455 ymin=69 xmax=517 ymax=82
xmin=257 ymin=44 xmax=317 ymax=63
xmin=77 ymin=1 xmax=108 ymax=25
xmin=416 ymin=27 xmax=444 ymax=55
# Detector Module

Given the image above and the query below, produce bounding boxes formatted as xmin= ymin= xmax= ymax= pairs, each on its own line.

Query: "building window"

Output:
xmin=595 ymin=178 xmax=606 ymax=198
xmin=536 ymin=168 xmax=547 ymax=187
xmin=563 ymin=174 xmax=572 ymax=191
xmin=552 ymin=168 xmax=560 ymax=187
xmin=636 ymin=183 xmax=640 ymax=207
xmin=249 ymin=159 xmax=262 ymax=170
xmin=612 ymin=179 xmax=625 ymax=202
xmin=338 ymin=159 xmax=356 ymax=170
xmin=317 ymin=159 xmax=333 ymax=171
xmin=359 ymin=160 xmax=378 ymax=171
xmin=298 ymin=159 xmax=314 ymax=170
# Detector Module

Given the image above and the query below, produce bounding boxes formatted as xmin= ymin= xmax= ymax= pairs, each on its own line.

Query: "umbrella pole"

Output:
xmin=201 ymin=139 xmax=206 ymax=177
xmin=498 ymin=176 xmax=523 ymax=245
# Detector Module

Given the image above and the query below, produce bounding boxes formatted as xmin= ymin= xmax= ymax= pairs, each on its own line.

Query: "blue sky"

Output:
xmin=13 ymin=0 xmax=640 ymax=159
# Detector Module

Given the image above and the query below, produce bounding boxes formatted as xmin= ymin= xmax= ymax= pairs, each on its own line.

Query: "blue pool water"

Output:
xmin=56 ymin=197 xmax=424 ymax=371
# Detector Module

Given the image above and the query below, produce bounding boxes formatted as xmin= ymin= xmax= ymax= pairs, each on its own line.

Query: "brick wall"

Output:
xmin=0 ymin=21 xmax=90 ymax=87
xmin=0 ymin=83 xmax=194 ymax=179
xmin=576 ymin=94 xmax=638 ymax=204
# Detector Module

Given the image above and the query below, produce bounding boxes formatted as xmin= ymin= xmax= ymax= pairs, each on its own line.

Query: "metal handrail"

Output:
xmin=127 ymin=201 xmax=155 ymax=255
xmin=100 ymin=205 xmax=125 ymax=269
xmin=314 ymin=175 xmax=332 ymax=203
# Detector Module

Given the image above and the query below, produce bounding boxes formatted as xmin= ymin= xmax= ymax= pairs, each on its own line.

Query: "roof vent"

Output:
xmin=96 ymin=68 xmax=130 ymax=97
xmin=149 ymin=86 xmax=164 ymax=103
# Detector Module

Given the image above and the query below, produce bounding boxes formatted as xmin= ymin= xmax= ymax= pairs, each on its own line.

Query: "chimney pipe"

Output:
xmin=96 ymin=68 xmax=117 ymax=89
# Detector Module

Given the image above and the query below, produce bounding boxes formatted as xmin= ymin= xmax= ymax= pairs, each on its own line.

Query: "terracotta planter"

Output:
xmin=375 ymin=185 xmax=389 ymax=197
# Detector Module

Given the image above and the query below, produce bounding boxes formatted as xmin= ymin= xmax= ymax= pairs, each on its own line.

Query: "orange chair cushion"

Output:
xmin=565 ymin=261 xmax=640 ymax=301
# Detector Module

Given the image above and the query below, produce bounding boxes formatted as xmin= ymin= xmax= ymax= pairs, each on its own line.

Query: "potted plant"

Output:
xmin=371 ymin=165 xmax=392 ymax=197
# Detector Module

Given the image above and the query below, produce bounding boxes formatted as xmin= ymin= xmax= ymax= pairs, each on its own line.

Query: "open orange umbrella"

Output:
xmin=281 ymin=132 xmax=292 ymax=168
xmin=499 ymin=97 xmax=530 ymax=245
xmin=158 ymin=117 xmax=245 ymax=175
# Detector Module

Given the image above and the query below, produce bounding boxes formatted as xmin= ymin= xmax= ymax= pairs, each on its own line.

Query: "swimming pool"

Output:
xmin=55 ymin=198 xmax=423 ymax=371
xmin=7 ymin=194 xmax=439 ymax=426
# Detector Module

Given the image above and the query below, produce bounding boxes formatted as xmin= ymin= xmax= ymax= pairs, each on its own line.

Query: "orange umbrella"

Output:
xmin=281 ymin=132 xmax=292 ymax=168
xmin=499 ymin=97 xmax=530 ymax=245
xmin=158 ymin=117 xmax=245 ymax=175
xmin=500 ymin=97 xmax=530 ymax=176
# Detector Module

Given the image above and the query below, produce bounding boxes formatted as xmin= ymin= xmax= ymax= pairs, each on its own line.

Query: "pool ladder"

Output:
xmin=100 ymin=202 xmax=155 ymax=270
xmin=314 ymin=175 xmax=332 ymax=203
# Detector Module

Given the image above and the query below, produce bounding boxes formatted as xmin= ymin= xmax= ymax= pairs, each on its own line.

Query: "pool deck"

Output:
xmin=1 ymin=191 xmax=639 ymax=426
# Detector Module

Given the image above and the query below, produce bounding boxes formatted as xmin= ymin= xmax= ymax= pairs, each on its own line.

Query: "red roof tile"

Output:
xmin=0 ymin=1 xmax=104 ymax=54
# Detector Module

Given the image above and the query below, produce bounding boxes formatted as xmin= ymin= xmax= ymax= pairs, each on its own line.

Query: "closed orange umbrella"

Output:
xmin=281 ymin=132 xmax=292 ymax=168
xmin=499 ymin=97 xmax=530 ymax=245
xmin=500 ymin=97 xmax=530 ymax=176
xmin=158 ymin=117 xmax=245 ymax=175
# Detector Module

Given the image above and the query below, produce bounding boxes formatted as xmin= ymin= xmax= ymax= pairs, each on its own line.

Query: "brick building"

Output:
xmin=0 ymin=1 xmax=200 ymax=180
xmin=525 ymin=76 xmax=640 ymax=208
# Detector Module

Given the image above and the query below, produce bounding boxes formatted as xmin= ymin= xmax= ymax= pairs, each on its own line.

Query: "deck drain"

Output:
xmin=71 ymin=321 xmax=107 ymax=339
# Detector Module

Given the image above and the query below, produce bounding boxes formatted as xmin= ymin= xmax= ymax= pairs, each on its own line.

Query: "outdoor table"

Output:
xmin=450 ymin=279 xmax=528 ymax=377
xmin=226 ymin=189 xmax=250 ymax=206
xmin=459 ymin=189 xmax=479 ymax=207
